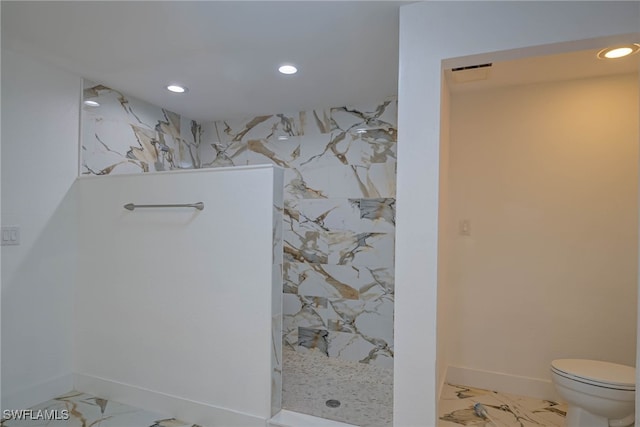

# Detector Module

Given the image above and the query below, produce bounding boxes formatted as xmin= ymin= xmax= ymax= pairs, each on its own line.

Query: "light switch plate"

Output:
xmin=1 ymin=226 xmax=20 ymax=246
xmin=459 ymin=219 xmax=471 ymax=236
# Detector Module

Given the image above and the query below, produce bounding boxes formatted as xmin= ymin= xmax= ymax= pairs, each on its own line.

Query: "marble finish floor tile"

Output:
xmin=0 ymin=391 xmax=200 ymax=427
xmin=282 ymin=347 xmax=392 ymax=427
xmin=438 ymin=383 xmax=567 ymax=427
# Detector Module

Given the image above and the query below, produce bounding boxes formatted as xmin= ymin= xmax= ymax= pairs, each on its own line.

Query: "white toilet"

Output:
xmin=551 ymin=359 xmax=636 ymax=427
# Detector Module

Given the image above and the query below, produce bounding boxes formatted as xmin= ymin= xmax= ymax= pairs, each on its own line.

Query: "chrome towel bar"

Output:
xmin=124 ymin=202 xmax=204 ymax=211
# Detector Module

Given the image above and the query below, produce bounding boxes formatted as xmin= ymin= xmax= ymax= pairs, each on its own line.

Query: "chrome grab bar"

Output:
xmin=124 ymin=202 xmax=204 ymax=211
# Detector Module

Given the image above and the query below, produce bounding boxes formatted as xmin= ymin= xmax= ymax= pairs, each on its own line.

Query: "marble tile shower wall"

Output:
xmin=200 ymin=101 xmax=397 ymax=368
xmin=81 ymin=81 xmax=396 ymax=368
xmin=82 ymin=81 xmax=202 ymax=175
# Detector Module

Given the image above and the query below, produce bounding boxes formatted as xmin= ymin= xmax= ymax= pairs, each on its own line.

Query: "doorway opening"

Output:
xmin=437 ymin=44 xmax=639 ymax=426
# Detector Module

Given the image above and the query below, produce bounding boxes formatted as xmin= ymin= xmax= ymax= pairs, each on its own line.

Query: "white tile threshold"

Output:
xmin=269 ymin=410 xmax=358 ymax=427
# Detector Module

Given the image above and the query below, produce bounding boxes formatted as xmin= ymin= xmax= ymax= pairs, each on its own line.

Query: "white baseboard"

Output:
xmin=446 ymin=365 xmax=560 ymax=401
xmin=1 ymin=373 xmax=74 ymax=411
xmin=74 ymin=373 xmax=265 ymax=427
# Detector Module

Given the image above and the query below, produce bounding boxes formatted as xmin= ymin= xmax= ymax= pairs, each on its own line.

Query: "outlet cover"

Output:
xmin=1 ymin=226 xmax=20 ymax=246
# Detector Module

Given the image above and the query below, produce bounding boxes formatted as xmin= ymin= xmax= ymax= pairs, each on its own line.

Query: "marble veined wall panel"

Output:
xmin=200 ymin=99 xmax=397 ymax=368
xmin=79 ymin=84 xmax=396 ymax=367
xmin=81 ymin=81 xmax=202 ymax=175
xmin=272 ymin=168 xmax=284 ymax=417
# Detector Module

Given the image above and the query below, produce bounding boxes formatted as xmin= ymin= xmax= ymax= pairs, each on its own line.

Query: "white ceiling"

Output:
xmin=2 ymin=1 xmax=638 ymax=122
xmin=2 ymin=1 xmax=405 ymax=122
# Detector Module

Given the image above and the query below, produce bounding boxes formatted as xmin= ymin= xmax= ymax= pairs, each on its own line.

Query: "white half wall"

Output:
xmin=396 ymin=1 xmax=640 ymax=424
xmin=1 ymin=47 xmax=80 ymax=410
xmin=75 ymin=166 xmax=282 ymax=426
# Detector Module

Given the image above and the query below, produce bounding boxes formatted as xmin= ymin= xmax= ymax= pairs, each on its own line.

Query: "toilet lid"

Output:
xmin=551 ymin=359 xmax=636 ymax=390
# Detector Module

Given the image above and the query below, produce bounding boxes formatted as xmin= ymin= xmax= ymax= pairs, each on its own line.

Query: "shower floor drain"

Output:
xmin=325 ymin=399 xmax=341 ymax=408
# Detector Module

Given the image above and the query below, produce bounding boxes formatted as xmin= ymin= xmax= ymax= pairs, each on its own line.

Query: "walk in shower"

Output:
xmin=81 ymin=79 xmax=398 ymax=426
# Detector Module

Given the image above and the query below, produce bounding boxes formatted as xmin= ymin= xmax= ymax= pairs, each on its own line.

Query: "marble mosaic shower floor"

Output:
xmin=282 ymin=347 xmax=393 ymax=427
xmin=438 ymin=383 xmax=567 ymax=427
xmin=0 ymin=391 xmax=200 ymax=427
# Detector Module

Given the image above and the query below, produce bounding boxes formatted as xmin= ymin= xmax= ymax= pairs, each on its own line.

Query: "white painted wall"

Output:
xmin=2 ymin=47 xmax=283 ymax=424
xmin=74 ymin=166 xmax=281 ymax=426
xmin=436 ymin=78 xmax=451 ymax=398
xmin=1 ymin=3 xmax=4 ymax=408
xmin=447 ymin=73 xmax=638 ymax=397
xmin=396 ymin=1 xmax=640 ymax=424
xmin=1 ymin=47 xmax=80 ymax=410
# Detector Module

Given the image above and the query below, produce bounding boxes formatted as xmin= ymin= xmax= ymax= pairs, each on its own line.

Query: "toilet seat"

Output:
xmin=551 ymin=359 xmax=635 ymax=391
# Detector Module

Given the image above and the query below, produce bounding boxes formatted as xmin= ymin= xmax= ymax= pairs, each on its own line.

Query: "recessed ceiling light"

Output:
xmin=83 ymin=100 xmax=100 ymax=107
xmin=278 ymin=64 xmax=298 ymax=75
xmin=166 ymin=84 xmax=188 ymax=93
xmin=597 ymin=44 xmax=640 ymax=60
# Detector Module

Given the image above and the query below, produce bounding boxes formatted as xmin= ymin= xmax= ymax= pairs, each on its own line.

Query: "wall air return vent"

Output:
xmin=450 ymin=62 xmax=492 ymax=83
